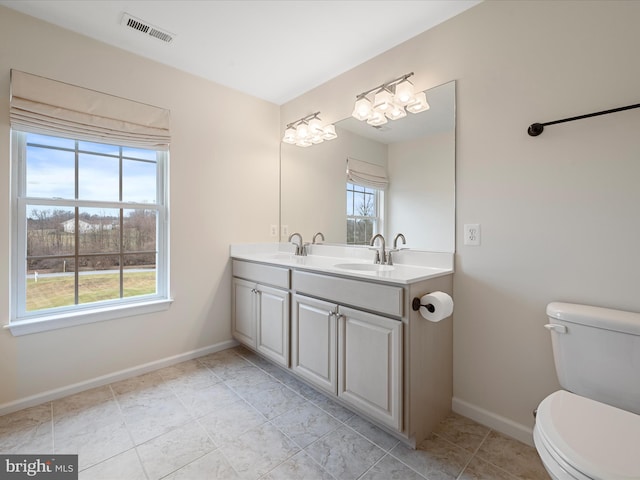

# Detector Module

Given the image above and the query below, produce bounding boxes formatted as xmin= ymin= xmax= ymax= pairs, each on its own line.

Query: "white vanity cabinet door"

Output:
xmin=337 ymin=306 xmax=403 ymax=430
xmin=232 ymin=278 xmax=257 ymax=348
xmin=256 ymin=284 xmax=290 ymax=368
xmin=291 ymin=294 xmax=337 ymax=395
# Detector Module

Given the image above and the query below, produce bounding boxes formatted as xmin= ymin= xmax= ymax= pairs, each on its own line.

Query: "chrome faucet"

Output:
xmin=387 ymin=233 xmax=407 ymax=265
xmin=393 ymin=233 xmax=406 ymax=250
xmin=288 ymin=232 xmax=306 ymax=256
xmin=312 ymin=232 xmax=325 ymax=244
xmin=369 ymin=234 xmax=387 ymax=264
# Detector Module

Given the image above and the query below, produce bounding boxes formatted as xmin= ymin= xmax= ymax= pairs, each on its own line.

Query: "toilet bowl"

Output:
xmin=534 ymin=390 xmax=640 ymax=479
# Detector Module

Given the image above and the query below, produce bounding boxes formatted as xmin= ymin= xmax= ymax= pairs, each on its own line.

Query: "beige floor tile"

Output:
xmin=238 ymin=382 xmax=308 ymax=420
xmin=305 ymin=390 xmax=355 ymax=422
xmin=78 ymin=448 xmax=146 ymax=480
xmin=262 ymin=451 xmax=334 ymax=480
xmin=52 ymin=386 xmax=117 ymax=422
xmin=475 ymin=431 xmax=550 ymax=479
xmin=389 ymin=433 xmax=472 ymax=480
xmin=305 ymin=425 xmax=385 ymax=480
xmin=223 ymin=365 xmax=276 ymax=390
xmin=458 ymin=456 xmax=520 ymax=480
xmin=197 ymin=399 xmax=267 ymax=446
xmin=0 ymin=408 xmax=53 ymax=454
xmin=157 ymin=359 xmax=223 ymax=392
xmin=434 ymin=412 xmax=490 ymax=453
xmin=198 ymin=351 xmax=252 ymax=379
xmin=120 ymin=393 xmax=193 ymax=445
xmin=163 ymin=449 xmax=240 ymax=480
xmin=136 ymin=421 xmax=215 ymax=479
xmin=271 ymin=401 xmax=342 ymax=448
xmin=175 ymin=381 xmax=241 ymax=418
xmin=55 ymin=418 xmax=134 ymax=471
xmin=345 ymin=415 xmax=400 ymax=451
xmin=0 ymin=349 xmax=550 ymax=480
xmin=360 ymin=453 xmax=426 ymax=480
xmin=220 ymin=422 xmax=300 ymax=479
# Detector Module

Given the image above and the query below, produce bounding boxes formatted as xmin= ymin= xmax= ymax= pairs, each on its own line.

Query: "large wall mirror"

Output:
xmin=280 ymin=80 xmax=455 ymax=252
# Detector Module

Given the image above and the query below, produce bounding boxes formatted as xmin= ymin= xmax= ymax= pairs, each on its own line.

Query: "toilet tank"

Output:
xmin=546 ymin=302 xmax=640 ymax=415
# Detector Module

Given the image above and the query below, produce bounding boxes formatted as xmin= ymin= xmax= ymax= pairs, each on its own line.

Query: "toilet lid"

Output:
xmin=536 ymin=390 xmax=640 ymax=480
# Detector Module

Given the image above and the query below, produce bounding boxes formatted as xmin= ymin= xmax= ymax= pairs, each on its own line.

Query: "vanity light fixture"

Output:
xmin=282 ymin=112 xmax=337 ymax=147
xmin=351 ymin=72 xmax=430 ymax=123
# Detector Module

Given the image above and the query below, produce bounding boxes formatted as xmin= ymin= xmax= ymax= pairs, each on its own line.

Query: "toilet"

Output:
xmin=534 ymin=302 xmax=640 ymax=479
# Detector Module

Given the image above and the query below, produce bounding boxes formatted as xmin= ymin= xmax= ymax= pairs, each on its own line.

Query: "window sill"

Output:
xmin=5 ymin=298 xmax=174 ymax=336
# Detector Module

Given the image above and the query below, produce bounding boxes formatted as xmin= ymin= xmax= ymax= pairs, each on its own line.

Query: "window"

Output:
xmin=10 ymin=131 xmax=170 ymax=335
xmin=346 ymin=182 xmax=382 ymax=245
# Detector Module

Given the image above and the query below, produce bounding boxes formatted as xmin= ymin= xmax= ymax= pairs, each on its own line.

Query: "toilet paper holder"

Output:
xmin=412 ymin=297 xmax=435 ymax=313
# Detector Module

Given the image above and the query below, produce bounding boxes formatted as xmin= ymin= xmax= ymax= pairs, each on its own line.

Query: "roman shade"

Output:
xmin=9 ymin=70 xmax=170 ymax=150
xmin=346 ymin=157 xmax=389 ymax=190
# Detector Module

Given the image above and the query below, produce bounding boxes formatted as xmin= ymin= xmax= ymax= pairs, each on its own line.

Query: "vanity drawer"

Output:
xmin=232 ymin=260 xmax=290 ymax=289
xmin=292 ymin=270 xmax=403 ymax=317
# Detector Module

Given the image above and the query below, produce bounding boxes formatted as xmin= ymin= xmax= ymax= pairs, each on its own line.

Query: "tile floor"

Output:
xmin=0 ymin=346 xmax=550 ymax=479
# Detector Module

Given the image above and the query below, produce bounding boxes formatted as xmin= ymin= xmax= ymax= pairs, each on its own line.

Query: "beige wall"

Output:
xmin=0 ymin=7 xmax=279 ymax=408
xmin=282 ymin=0 xmax=640 ymax=442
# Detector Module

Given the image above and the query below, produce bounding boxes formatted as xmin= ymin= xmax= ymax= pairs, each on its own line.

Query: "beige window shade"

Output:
xmin=9 ymin=70 xmax=170 ymax=150
xmin=346 ymin=157 xmax=389 ymax=190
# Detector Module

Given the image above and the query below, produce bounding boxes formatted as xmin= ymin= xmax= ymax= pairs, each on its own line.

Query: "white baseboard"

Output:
xmin=0 ymin=339 xmax=239 ymax=417
xmin=452 ymin=396 xmax=535 ymax=447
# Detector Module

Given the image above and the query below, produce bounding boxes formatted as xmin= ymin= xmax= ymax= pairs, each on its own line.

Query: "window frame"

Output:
xmin=8 ymin=130 xmax=171 ymax=336
xmin=346 ymin=182 xmax=384 ymax=245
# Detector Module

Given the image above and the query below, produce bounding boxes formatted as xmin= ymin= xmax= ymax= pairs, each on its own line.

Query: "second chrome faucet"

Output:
xmin=369 ymin=233 xmax=407 ymax=265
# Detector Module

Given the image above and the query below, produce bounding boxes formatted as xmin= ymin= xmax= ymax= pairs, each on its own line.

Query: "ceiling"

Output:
xmin=0 ymin=0 xmax=480 ymax=105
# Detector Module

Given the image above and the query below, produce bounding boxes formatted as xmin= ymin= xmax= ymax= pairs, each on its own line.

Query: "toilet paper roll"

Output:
xmin=417 ymin=291 xmax=454 ymax=322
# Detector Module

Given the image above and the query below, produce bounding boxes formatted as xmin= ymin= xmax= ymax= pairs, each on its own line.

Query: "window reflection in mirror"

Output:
xmin=280 ymin=80 xmax=455 ymax=253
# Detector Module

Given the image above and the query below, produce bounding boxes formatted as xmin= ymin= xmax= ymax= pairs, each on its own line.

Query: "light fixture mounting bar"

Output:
xmin=285 ymin=111 xmax=321 ymax=129
xmin=355 ymin=72 xmax=414 ymax=99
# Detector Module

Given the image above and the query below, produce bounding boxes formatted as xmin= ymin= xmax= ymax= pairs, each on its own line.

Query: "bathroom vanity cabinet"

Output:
xmin=231 ymin=261 xmax=290 ymax=367
xmin=231 ymin=255 xmax=453 ymax=448
xmin=291 ymin=270 xmax=403 ymax=430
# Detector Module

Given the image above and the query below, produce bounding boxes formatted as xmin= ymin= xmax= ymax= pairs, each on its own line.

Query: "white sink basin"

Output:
xmin=334 ymin=263 xmax=394 ymax=272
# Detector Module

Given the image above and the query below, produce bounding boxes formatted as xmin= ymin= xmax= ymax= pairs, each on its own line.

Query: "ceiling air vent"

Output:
xmin=121 ymin=13 xmax=174 ymax=43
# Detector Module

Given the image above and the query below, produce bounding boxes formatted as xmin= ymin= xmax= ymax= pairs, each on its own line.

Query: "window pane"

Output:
xmin=123 ymin=159 xmax=157 ymax=203
xmin=123 ymin=209 xmax=157 ymax=252
xmin=78 ymin=140 xmax=120 ymax=156
xmin=27 ymin=206 xmax=75 ymax=257
xmin=26 ymin=257 xmax=75 ymax=311
xmin=27 ymin=132 xmax=75 ymax=149
xmin=26 ymin=145 xmax=75 ymax=198
xmin=78 ymin=153 xmax=119 ymax=201
xmin=346 ymin=190 xmax=354 ymax=215
xmin=78 ymin=256 xmax=121 ymax=304
xmin=78 ymin=207 xmax=121 ymax=254
xmin=123 ymin=253 xmax=156 ymax=298
xmin=123 ymin=146 xmax=156 ymax=161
